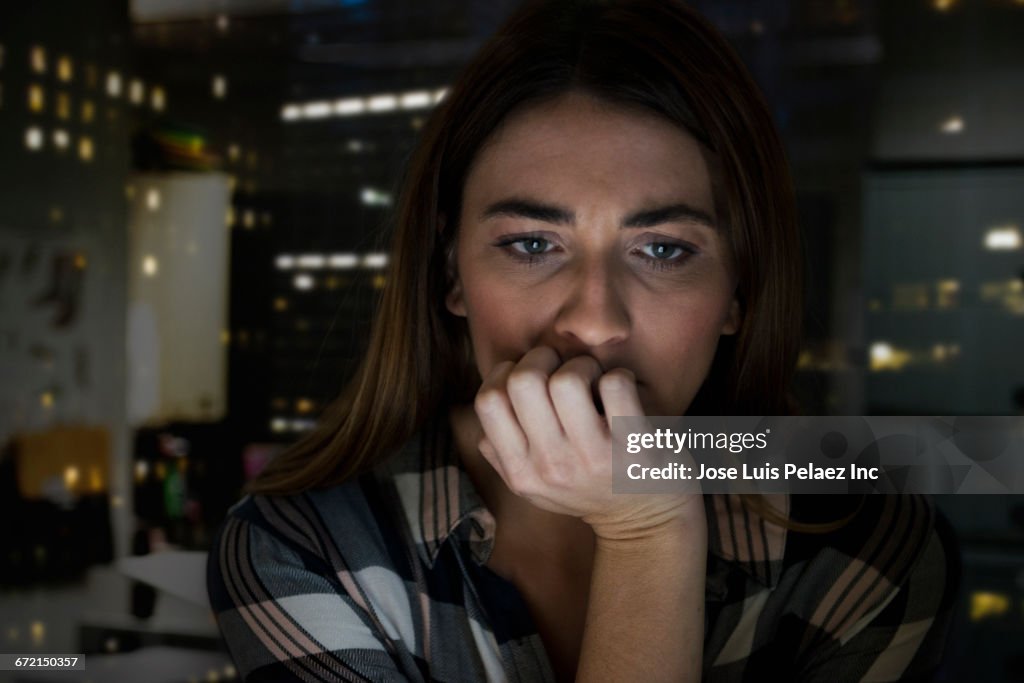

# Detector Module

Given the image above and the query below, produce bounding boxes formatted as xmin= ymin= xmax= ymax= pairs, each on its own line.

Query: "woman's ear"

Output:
xmin=721 ymin=296 xmax=741 ymax=335
xmin=440 ymin=215 xmax=467 ymax=317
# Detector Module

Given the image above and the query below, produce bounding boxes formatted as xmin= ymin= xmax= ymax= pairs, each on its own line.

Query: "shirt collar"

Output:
xmin=387 ymin=430 xmax=789 ymax=589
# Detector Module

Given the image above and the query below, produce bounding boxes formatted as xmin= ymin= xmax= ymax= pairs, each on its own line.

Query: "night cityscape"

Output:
xmin=0 ymin=0 xmax=1022 ymax=680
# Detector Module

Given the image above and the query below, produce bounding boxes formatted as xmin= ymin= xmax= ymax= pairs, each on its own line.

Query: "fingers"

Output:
xmin=504 ymin=346 xmax=565 ymax=452
xmin=597 ymin=368 xmax=644 ymax=420
xmin=550 ymin=355 xmax=606 ymax=446
xmin=474 ymin=360 xmax=526 ymax=476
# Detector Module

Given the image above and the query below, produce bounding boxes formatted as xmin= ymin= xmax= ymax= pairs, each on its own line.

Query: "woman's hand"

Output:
xmin=474 ymin=345 xmax=704 ymax=541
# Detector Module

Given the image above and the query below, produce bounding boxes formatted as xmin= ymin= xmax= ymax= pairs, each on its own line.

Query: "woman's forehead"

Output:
xmin=462 ymin=92 xmax=716 ymax=218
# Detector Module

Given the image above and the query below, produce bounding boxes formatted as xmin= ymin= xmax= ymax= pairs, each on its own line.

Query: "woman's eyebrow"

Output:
xmin=481 ymin=198 xmax=574 ymax=225
xmin=480 ymin=198 xmax=716 ymax=230
xmin=623 ymin=204 xmax=717 ymax=230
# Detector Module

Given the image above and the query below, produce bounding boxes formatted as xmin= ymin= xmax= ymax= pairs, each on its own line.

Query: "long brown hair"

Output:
xmin=247 ymin=0 xmax=805 ymax=522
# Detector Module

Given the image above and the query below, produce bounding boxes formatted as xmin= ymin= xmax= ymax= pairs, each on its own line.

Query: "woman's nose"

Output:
xmin=551 ymin=260 xmax=630 ymax=349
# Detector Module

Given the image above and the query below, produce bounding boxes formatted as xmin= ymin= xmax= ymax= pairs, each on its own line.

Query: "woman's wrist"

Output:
xmin=586 ymin=494 xmax=708 ymax=549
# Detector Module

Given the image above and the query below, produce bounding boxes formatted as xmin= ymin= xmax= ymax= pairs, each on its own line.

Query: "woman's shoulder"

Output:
xmin=780 ymin=494 xmax=960 ymax=649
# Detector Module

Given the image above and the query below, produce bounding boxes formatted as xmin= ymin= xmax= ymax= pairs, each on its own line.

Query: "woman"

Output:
xmin=208 ymin=1 xmax=958 ymax=681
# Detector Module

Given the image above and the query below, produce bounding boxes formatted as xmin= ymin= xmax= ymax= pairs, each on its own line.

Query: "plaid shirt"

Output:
xmin=208 ymin=428 xmax=958 ymax=682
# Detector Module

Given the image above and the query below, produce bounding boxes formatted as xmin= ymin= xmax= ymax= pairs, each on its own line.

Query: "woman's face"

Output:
xmin=447 ymin=91 xmax=740 ymax=416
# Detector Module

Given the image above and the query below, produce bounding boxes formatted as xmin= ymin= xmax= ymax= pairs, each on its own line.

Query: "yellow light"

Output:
xmin=220 ymin=330 xmax=230 ymax=345
xmin=212 ymin=75 xmax=227 ymax=99
xmin=30 ymin=45 xmax=46 ymax=74
xmin=111 ymin=494 xmax=124 ymax=507
xmin=228 ymin=144 xmax=240 ymax=162
xmin=869 ymin=342 xmax=911 ymax=372
xmin=89 ymin=466 xmax=103 ymax=492
xmin=49 ymin=207 xmax=63 ymax=223
xmin=74 ymin=253 xmax=87 ymax=269
xmin=155 ymin=462 xmax=167 ymax=480
xmin=28 ymin=84 xmax=44 ymax=112
xmin=106 ymin=71 xmax=122 ymax=97
xmin=932 ymin=0 xmax=956 ymax=10
xmin=134 ymin=461 xmax=148 ymax=483
xmin=296 ymin=398 xmax=314 ymax=414
xmin=129 ymin=79 xmax=145 ymax=105
xmin=55 ymin=92 xmax=70 ymax=119
xmin=273 ymin=297 xmax=289 ymax=312
xmin=82 ymin=99 xmax=95 ymax=123
xmin=970 ymin=591 xmax=1010 ymax=621
xmin=142 ymin=255 xmax=158 ymax=277
xmin=151 ymin=86 xmax=165 ymax=111
xmin=64 ymin=466 xmax=79 ymax=490
xmin=40 ymin=391 xmax=54 ymax=408
xmin=373 ymin=274 xmax=387 ymax=289
xmin=57 ymin=55 xmax=72 ymax=82
xmin=78 ymin=136 xmax=94 ymax=162
xmin=206 ymin=667 xmax=221 ymax=682
xmin=243 ymin=210 xmax=255 ymax=229
xmin=225 ymin=207 xmax=236 ymax=228
xmin=146 ymin=188 xmax=161 ymax=211
xmin=30 ymin=622 xmax=44 ymax=646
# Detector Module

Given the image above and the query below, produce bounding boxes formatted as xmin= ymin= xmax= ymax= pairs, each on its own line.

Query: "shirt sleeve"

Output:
xmin=207 ymin=503 xmax=415 ymax=683
xmin=797 ymin=506 xmax=961 ymax=683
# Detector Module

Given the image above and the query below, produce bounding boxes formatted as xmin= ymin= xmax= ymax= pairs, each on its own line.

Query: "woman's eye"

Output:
xmin=639 ymin=242 xmax=690 ymax=261
xmin=512 ymin=237 xmax=552 ymax=255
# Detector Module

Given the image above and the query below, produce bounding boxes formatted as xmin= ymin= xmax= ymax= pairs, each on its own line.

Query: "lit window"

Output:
xmin=81 ymin=99 xmax=95 ymax=123
xmin=270 ymin=417 xmax=287 ymax=433
xmin=64 ymin=466 xmax=79 ymax=490
xmin=56 ymin=92 xmax=70 ymax=119
xmin=28 ymin=84 xmax=44 ymax=112
xmin=281 ymin=104 xmax=301 ymax=121
xmin=399 ymin=91 xmax=432 ymax=110
xmin=367 ymin=94 xmax=398 ymax=112
xmin=328 ymin=253 xmax=358 ymax=269
xmin=243 ymin=209 xmax=255 ymax=229
xmin=29 ymin=621 xmax=44 ymax=646
xmin=53 ymin=129 xmax=69 ymax=150
xmin=25 ymin=127 xmax=44 ymax=151
xmin=294 ymin=274 xmax=314 ymax=291
xmin=57 ymin=55 xmax=72 ymax=82
xmin=939 ymin=115 xmax=963 ymax=134
xmin=142 ymin=255 xmax=158 ymax=277
xmin=360 ymin=188 xmax=392 ymax=207
xmin=362 ymin=253 xmax=389 ymax=269
xmin=129 ymin=79 xmax=144 ymax=105
xmin=297 ymin=254 xmax=326 ymax=269
xmin=869 ymin=341 xmax=911 ymax=372
xmin=984 ymin=226 xmax=1021 ymax=251
xmin=935 ymin=279 xmax=960 ymax=308
xmin=970 ymin=591 xmax=1009 ymax=621
xmin=275 ymin=254 xmax=295 ymax=270
xmin=151 ymin=86 xmax=165 ymax=111
xmin=228 ymin=144 xmax=240 ymax=162
xmin=30 ymin=45 xmax=46 ymax=74
xmin=106 ymin=71 xmax=122 ymax=97
xmin=146 ymin=188 xmax=161 ymax=211
xmin=212 ymin=74 xmax=227 ymax=99
xmin=302 ymin=101 xmax=331 ymax=119
xmin=334 ymin=98 xmax=364 ymax=116
xmin=78 ymin=136 xmax=94 ymax=162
